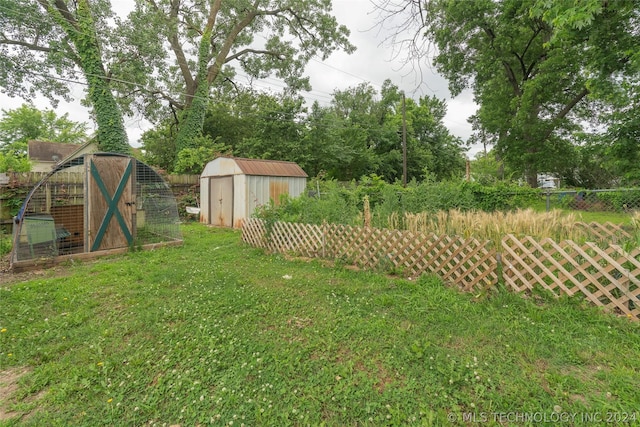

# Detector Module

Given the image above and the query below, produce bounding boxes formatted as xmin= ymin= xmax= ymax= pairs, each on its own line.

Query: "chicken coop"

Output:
xmin=200 ymin=157 xmax=308 ymax=228
xmin=11 ymin=153 xmax=182 ymax=270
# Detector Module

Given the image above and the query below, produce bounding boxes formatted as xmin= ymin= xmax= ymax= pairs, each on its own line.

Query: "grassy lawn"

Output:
xmin=1 ymin=223 xmax=639 ymax=426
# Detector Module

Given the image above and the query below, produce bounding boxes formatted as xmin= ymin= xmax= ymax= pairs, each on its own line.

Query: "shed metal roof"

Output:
xmin=232 ymin=157 xmax=308 ymax=177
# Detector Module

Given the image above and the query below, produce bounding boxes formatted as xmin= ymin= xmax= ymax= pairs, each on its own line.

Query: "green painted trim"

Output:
xmin=90 ymin=160 xmax=133 ymax=251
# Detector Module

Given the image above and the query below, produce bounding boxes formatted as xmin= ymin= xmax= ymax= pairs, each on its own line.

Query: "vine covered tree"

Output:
xmin=0 ymin=0 xmax=130 ymax=153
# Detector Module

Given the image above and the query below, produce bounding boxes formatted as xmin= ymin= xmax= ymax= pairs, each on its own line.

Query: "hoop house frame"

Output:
xmin=11 ymin=153 xmax=182 ymax=271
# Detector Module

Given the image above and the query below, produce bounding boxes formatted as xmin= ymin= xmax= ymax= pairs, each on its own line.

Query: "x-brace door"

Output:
xmin=86 ymin=155 xmax=136 ymax=252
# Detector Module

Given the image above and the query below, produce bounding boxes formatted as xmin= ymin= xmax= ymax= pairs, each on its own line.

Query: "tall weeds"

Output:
xmin=402 ymin=208 xmax=586 ymax=247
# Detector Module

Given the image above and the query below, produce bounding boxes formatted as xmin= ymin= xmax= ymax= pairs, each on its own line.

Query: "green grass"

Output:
xmin=572 ymin=210 xmax=634 ymax=226
xmin=1 ymin=224 xmax=639 ymax=426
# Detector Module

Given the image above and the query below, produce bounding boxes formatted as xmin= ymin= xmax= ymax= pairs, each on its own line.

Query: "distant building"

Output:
xmin=28 ymin=140 xmax=98 ymax=172
xmin=537 ymin=173 xmax=560 ymax=189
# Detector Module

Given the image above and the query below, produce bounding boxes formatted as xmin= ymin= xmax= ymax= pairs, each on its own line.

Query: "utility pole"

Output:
xmin=402 ymin=93 xmax=407 ymax=187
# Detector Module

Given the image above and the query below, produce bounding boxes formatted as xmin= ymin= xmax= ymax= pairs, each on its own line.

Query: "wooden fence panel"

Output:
xmin=502 ymin=234 xmax=640 ymax=319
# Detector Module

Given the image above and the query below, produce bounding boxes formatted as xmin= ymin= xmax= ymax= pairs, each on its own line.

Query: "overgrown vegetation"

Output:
xmin=1 ymin=224 xmax=639 ymax=425
xmin=255 ymin=177 xmax=540 ymax=228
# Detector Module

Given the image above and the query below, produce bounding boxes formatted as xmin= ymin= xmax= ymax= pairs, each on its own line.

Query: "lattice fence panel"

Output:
xmin=242 ymin=219 xmax=498 ymax=292
xmin=574 ymin=221 xmax=633 ymax=244
xmin=502 ymin=234 xmax=640 ymax=319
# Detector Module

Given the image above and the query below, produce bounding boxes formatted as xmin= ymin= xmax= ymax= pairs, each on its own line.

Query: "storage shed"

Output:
xmin=11 ymin=153 xmax=182 ymax=271
xmin=200 ymin=157 xmax=308 ymax=228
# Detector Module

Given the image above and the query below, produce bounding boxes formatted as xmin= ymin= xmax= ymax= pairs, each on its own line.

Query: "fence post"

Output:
xmin=546 ymin=189 xmax=551 ymax=212
xmin=322 ymin=220 xmax=327 ymax=258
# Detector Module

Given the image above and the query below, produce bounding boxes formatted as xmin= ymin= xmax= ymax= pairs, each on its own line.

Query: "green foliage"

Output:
xmin=254 ymin=177 xmax=538 ymax=227
xmin=0 ymin=104 xmax=89 ymax=147
xmin=123 ymin=0 xmax=355 ymax=169
xmin=173 ymin=135 xmax=231 ymax=174
xmin=0 ymin=153 xmax=31 ymax=173
xmin=140 ymin=123 xmax=178 ymax=172
xmin=380 ymin=0 xmax=638 ymax=186
xmin=175 ymin=31 xmax=213 ymax=153
xmin=0 ymin=186 xmax=29 ymax=217
xmin=0 ymin=234 xmax=12 ymax=256
xmin=592 ymin=190 xmax=640 ymax=213
xmin=0 ymin=104 xmax=90 ymax=171
xmin=254 ymin=180 xmax=360 ymax=226
xmin=190 ymin=81 xmax=465 ymax=183
xmin=174 ymin=191 xmax=200 ymax=221
xmin=71 ymin=0 xmax=129 ymax=153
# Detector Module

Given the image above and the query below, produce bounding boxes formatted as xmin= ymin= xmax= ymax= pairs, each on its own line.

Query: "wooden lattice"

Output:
xmin=242 ymin=219 xmax=498 ymax=292
xmin=574 ymin=221 xmax=632 ymax=244
xmin=502 ymin=234 xmax=640 ymax=319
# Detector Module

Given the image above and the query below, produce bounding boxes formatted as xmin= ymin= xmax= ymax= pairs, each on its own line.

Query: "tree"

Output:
xmin=373 ymin=0 xmax=639 ymax=187
xmin=123 ymin=0 xmax=355 ymax=163
xmin=0 ymin=104 xmax=89 ymax=146
xmin=0 ymin=104 xmax=89 ymax=172
xmin=0 ymin=0 xmax=130 ymax=153
xmin=406 ymin=95 xmax=465 ymax=181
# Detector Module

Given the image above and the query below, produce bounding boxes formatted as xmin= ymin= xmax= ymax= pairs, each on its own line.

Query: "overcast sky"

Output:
xmin=0 ymin=0 xmax=480 ymax=156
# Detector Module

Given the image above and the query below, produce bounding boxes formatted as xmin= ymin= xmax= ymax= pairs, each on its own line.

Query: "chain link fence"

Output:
xmin=541 ymin=188 xmax=640 ymax=214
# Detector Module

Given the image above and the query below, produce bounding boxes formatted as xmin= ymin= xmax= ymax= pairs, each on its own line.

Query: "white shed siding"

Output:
xmin=200 ymin=157 xmax=307 ymax=228
xmin=244 ymin=176 xmax=307 ymax=221
xmin=234 ymin=174 xmax=247 ymax=228
xmin=199 ymin=176 xmax=210 ymax=224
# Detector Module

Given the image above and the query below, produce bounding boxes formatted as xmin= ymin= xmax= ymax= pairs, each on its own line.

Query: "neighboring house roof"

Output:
xmin=28 ymin=139 xmax=98 ymax=166
xmin=28 ymin=140 xmax=80 ymax=162
xmin=231 ymin=157 xmax=308 ymax=177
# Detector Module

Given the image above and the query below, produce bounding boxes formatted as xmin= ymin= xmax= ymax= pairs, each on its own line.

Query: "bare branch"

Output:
xmin=149 ymin=89 xmax=185 ymax=110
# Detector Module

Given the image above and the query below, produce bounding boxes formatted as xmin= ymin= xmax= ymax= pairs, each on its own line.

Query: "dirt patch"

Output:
xmin=0 ymin=366 xmax=30 ymax=421
xmin=0 ymin=253 xmax=74 ymax=286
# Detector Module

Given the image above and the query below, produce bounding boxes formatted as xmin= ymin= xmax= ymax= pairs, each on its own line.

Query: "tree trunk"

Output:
xmin=525 ymin=165 xmax=538 ymax=187
xmin=49 ymin=0 xmax=130 ymax=154
xmin=175 ymin=32 xmax=211 ymax=153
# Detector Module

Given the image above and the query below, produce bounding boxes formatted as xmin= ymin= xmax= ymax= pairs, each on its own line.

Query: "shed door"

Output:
xmin=87 ymin=155 xmax=135 ymax=251
xmin=209 ymin=176 xmax=233 ymax=227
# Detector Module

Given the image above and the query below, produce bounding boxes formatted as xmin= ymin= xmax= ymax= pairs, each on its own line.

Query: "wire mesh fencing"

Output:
xmin=7 ymin=154 xmax=182 ymax=269
xmin=541 ymin=188 xmax=640 ymax=215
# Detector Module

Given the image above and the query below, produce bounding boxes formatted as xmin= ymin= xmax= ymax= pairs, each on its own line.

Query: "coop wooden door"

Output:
xmin=209 ymin=176 xmax=233 ymax=227
xmin=86 ymin=155 xmax=135 ymax=252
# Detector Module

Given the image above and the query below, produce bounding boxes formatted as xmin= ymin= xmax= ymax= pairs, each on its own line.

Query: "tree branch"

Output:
xmin=158 ymin=0 xmax=195 ymax=92
xmin=501 ymin=61 xmax=522 ymax=96
xmin=541 ymin=87 xmax=590 ymax=141
xmin=224 ymin=48 xmax=285 ymax=63
xmin=555 ymin=87 xmax=589 ymax=122
xmin=0 ymin=35 xmax=51 ymax=53
xmin=149 ymin=89 xmax=184 ymax=110
xmin=36 ymin=0 xmax=79 ymax=30
xmin=206 ymin=6 xmax=259 ymax=85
